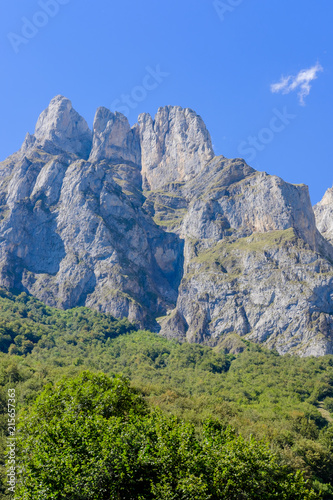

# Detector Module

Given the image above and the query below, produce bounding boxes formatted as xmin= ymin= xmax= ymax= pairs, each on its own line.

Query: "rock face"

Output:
xmin=153 ymin=157 xmax=333 ymax=356
xmin=89 ymin=107 xmax=141 ymax=165
xmin=314 ymin=188 xmax=333 ymax=245
xmin=0 ymin=97 xmax=182 ymax=329
xmin=1 ymin=95 xmax=333 ymax=356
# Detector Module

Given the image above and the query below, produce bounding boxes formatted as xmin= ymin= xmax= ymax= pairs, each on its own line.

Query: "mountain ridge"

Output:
xmin=1 ymin=95 xmax=333 ymax=356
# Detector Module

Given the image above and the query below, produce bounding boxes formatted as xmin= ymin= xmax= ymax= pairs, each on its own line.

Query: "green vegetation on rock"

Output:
xmin=194 ymin=228 xmax=300 ymax=266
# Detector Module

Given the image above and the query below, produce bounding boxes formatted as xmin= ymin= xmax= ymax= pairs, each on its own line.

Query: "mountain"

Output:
xmin=1 ymin=95 xmax=333 ymax=356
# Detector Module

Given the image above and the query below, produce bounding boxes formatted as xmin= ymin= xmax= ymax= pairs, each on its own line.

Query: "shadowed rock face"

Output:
xmin=1 ymin=95 xmax=333 ymax=355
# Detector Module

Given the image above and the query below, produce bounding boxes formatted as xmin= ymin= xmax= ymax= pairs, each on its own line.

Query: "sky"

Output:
xmin=1 ymin=0 xmax=332 ymax=204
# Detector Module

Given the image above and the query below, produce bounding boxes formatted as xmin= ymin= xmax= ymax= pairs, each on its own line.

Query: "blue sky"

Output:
xmin=1 ymin=0 xmax=332 ymax=203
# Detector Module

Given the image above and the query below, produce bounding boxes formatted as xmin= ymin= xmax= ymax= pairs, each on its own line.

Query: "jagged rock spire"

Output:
xmin=137 ymin=106 xmax=215 ymax=190
xmin=89 ymin=107 xmax=141 ymax=165
xmin=33 ymin=95 xmax=92 ymax=159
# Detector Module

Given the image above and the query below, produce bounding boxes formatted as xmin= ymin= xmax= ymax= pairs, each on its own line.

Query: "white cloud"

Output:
xmin=270 ymin=62 xmax=323 ymax=105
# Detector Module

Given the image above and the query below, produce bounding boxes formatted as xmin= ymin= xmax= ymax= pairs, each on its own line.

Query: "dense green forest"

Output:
xmin=0 ymin=289 xmax=333 ymax=498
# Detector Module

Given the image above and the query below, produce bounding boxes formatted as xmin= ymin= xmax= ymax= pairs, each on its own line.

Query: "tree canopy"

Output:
xmin=16 ymin=371 xmax=318 ymax=500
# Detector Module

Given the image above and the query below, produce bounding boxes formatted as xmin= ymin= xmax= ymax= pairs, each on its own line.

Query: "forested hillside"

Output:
xmin=0 ymin=290 xmax=333 ymax=498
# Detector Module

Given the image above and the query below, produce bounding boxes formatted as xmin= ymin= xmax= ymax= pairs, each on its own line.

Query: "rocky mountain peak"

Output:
xmin=33 ymin=95 xmax=93 ymax=159
xmin=89 ymin=107 xmax=141 ymax=165
xmin=137 ymin=105 xmax=214 ymax=190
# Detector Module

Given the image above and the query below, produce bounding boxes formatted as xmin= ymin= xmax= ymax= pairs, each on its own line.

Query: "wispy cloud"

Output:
xmin=270 ymin=62 xmax=323 ymax=105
